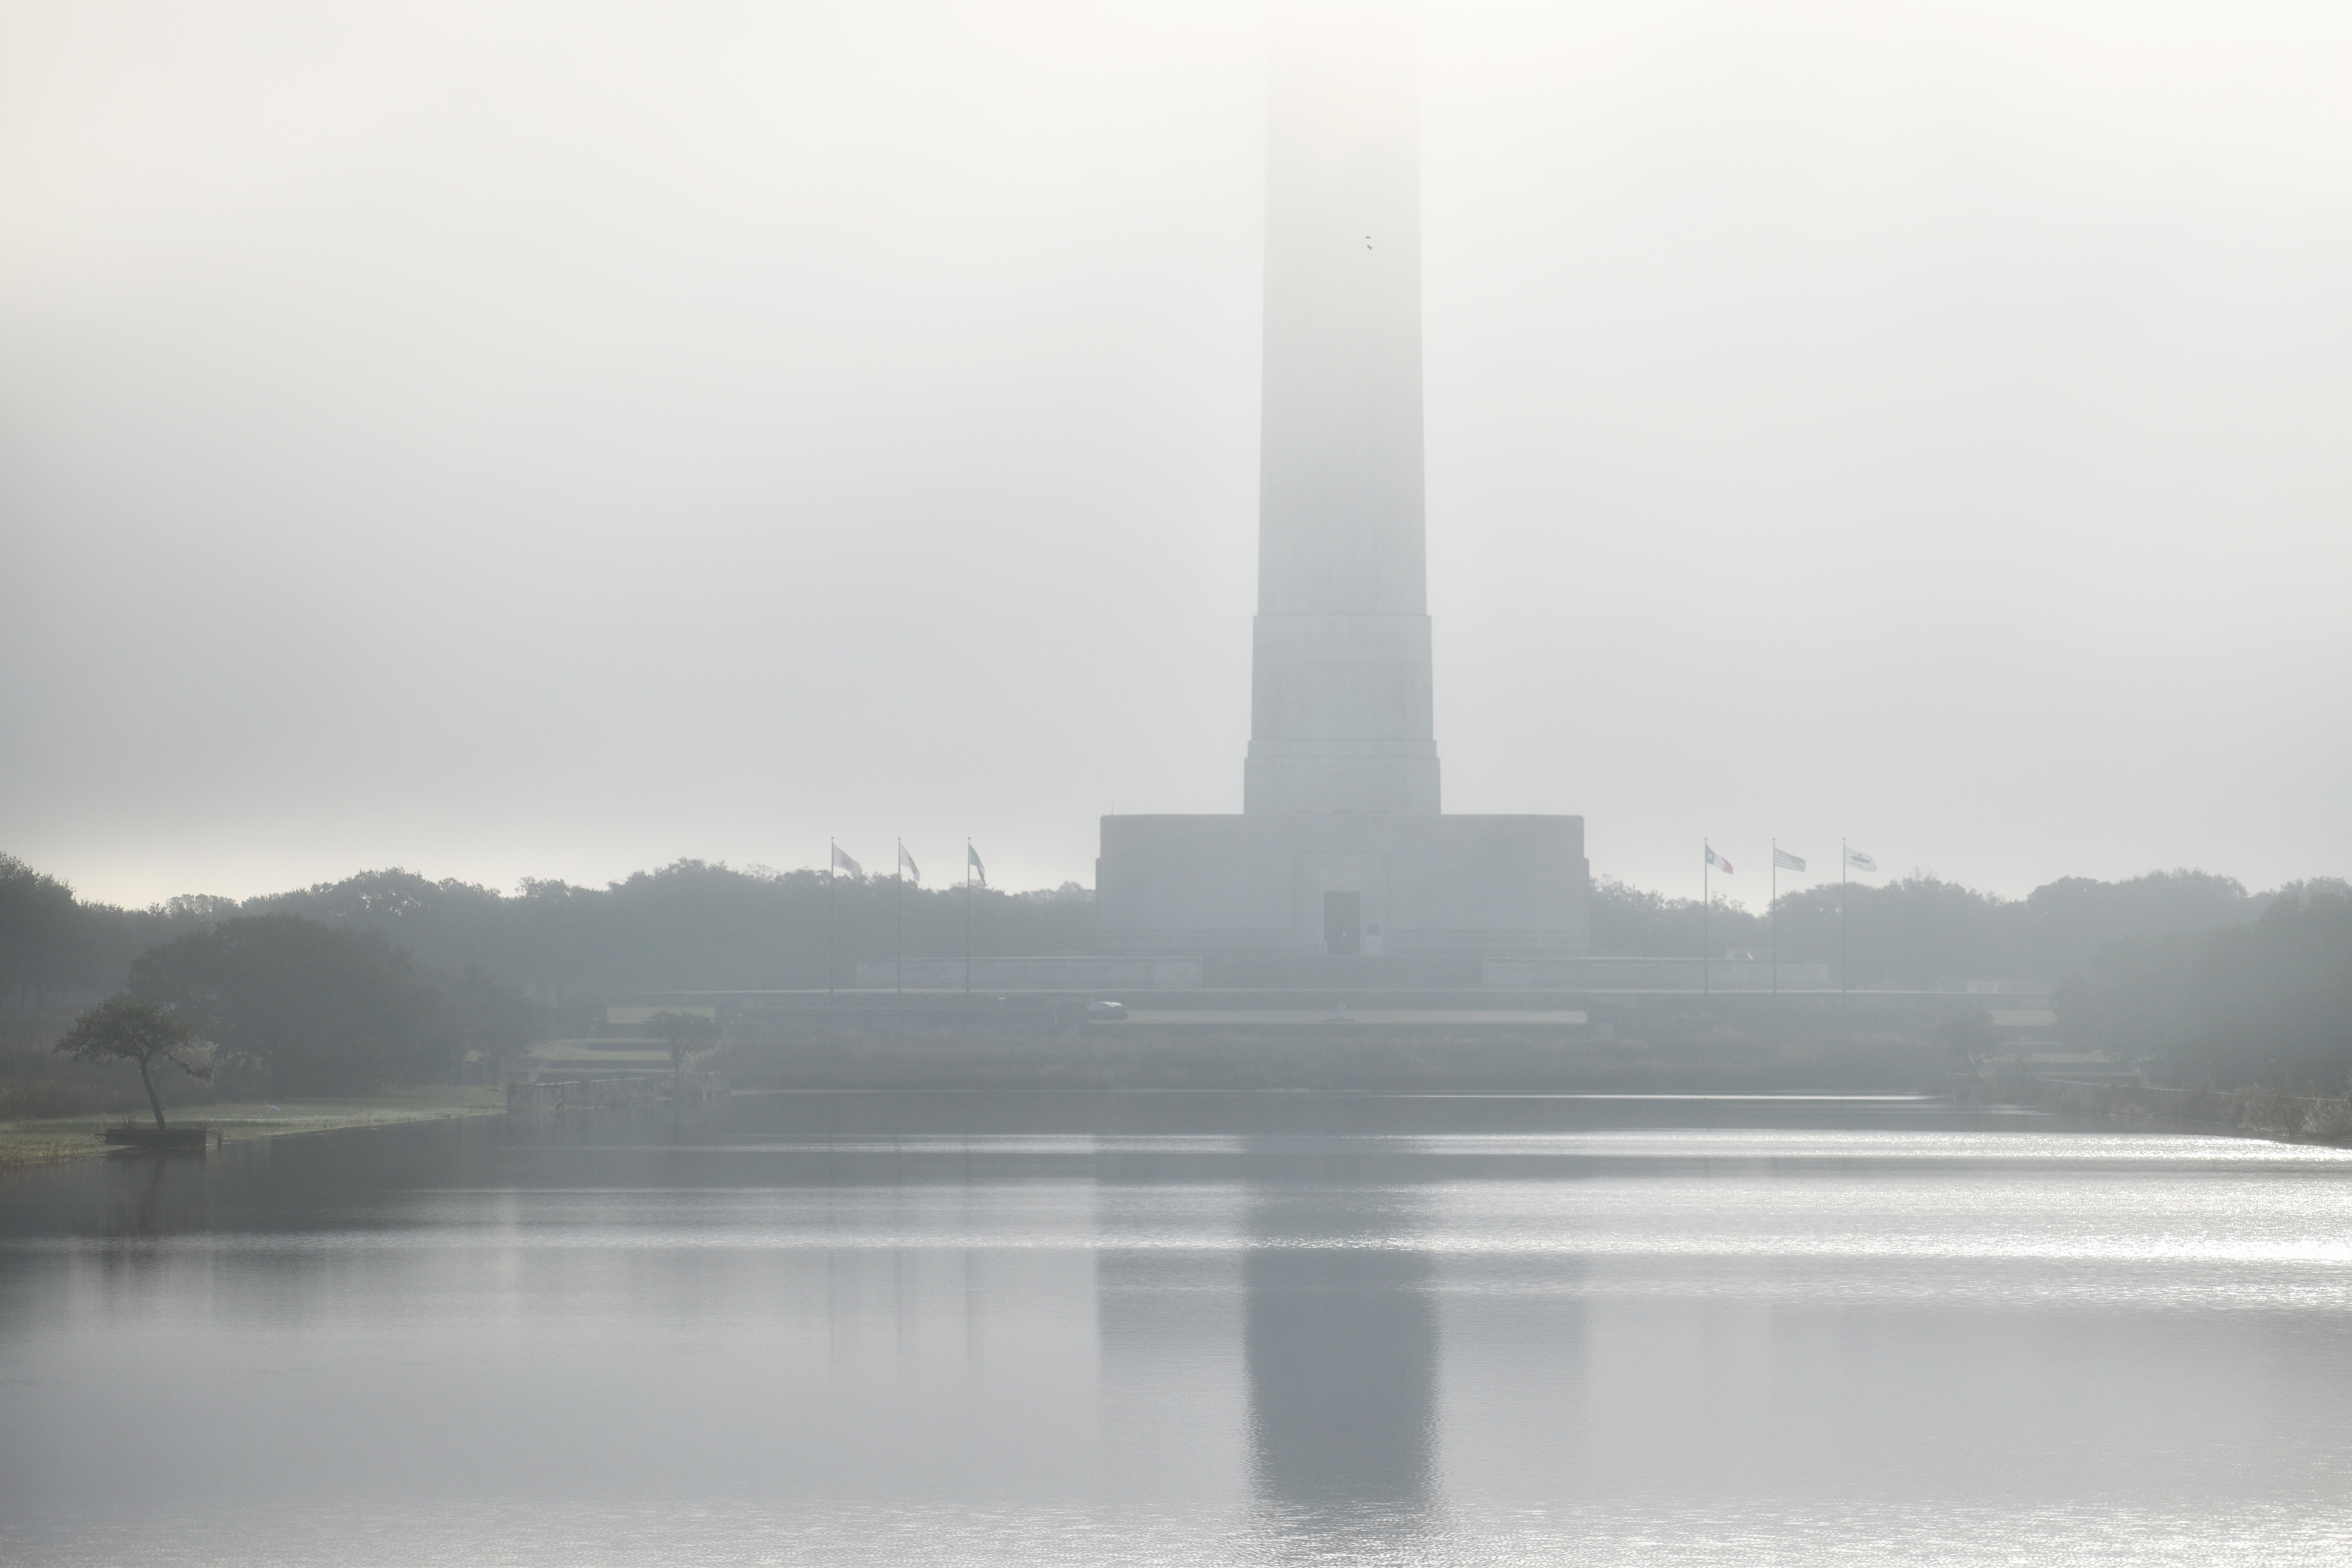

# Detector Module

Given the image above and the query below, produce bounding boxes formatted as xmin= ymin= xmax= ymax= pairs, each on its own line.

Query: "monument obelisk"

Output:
xmin=1095 ymin=1 xmax=1588 ymax=962
xmin=1246 ymin=0 xmax=1438 ymax=817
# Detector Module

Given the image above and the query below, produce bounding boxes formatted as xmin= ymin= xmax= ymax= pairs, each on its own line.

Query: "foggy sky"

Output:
xmin=3 ymin=0 xmax=2347 ymax=910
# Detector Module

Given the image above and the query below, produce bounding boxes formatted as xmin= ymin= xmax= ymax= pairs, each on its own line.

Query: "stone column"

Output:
xmin=1244 ymin=0 xmax=1441 ymax=817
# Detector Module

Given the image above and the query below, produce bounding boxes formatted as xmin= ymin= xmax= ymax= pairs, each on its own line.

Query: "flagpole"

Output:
xmin=1702 ymin=840 xmax=1710 ymax=997
xmin=895 ymin=838 xmax=904 ymax=1001
xmin=1840 ymin=838 xmax=1849 ymax=997
xmin=964 ymin=839 xmax=973 ymax=1001
xmin=1771 ymin=838 xmax=1779 ymax=996
xmin=827 ymin=838 xmax=836 ymax=1009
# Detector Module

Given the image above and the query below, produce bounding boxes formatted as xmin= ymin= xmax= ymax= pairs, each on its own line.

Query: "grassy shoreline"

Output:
xmin=13 ymin=1063 xmax=2344 ymax=1170
xmin=0 ymin=1085 xmax=508 ymax=1170
xmin=1969 ymin=1075 xmax=2352 ymax=1145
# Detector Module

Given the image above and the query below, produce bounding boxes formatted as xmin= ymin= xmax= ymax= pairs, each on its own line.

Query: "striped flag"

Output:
xmin=1773 ymin=848 xmax=1806 ymax=872
xmin=1706 ymin=844 xmax=1734 ymax=874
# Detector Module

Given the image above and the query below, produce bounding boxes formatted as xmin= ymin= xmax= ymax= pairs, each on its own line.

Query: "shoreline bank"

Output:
xmin=1962 ymin=1075 xmax=2352 ymax=1147
xmin=0 ymin=1086 xmax=508 ymax=1170
xmin=14 ymin=1069 xmax=2346 ymax=1170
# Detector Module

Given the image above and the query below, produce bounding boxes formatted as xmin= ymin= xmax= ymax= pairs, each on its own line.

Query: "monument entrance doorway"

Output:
xmin=1323 ymin=891 xmax=1362 ymax=956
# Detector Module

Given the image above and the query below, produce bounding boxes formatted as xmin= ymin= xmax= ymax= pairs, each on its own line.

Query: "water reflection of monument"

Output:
xmin=1244 ymin=1145 xmax=1436 ymax=1531
xmin=1096 ymin=0 xmax=1590 ymax=962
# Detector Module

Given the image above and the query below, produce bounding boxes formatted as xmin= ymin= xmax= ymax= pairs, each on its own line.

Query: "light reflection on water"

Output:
xmin=4 ymin=1093 xmax=2351 ymax=1565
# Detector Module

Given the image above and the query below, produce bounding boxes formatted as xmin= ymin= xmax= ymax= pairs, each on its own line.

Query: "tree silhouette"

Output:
xmin=56 ymin=998 xmax=214 ymax=1130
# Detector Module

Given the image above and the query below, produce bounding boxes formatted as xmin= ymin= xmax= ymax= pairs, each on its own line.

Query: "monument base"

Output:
xmin=1096 ymin=814 xmax=1589 ymax=957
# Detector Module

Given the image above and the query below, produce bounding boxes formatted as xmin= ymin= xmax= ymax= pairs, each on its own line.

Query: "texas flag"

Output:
xmin=1706 ymin=844 xmax=1734 ymax=874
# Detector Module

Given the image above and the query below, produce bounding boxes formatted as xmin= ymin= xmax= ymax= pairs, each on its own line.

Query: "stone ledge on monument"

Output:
xmin=1196 ymin=951 xmax=1483 ymax=989
xmin=851 ymin=957 xmax=1203 ymax=992
xmin=1244 ymin=739 xmax=1441 ymax=758
xmin=1483 ymin=957 xmax=1836 ymax=992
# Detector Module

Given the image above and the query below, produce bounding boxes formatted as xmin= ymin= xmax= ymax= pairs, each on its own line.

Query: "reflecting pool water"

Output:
xmin=4 ymin=1093 xmax=2351 ymax=1564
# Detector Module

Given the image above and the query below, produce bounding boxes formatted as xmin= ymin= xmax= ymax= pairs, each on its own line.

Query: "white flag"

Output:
xmin=967 ymin=843 xmax=987 ymax=887
xmin=1773 ymin=848 xmax=1806 ymax=872
xmin=1706 ymin=844 xmax=1734 ymax=874
xmin=830 ymin=843 xmax=863 ymax=877
xmin=898 ymin=842 xmax=920 ymax=884
xmin=1846 ymin=847 xmax=1877 ymax=873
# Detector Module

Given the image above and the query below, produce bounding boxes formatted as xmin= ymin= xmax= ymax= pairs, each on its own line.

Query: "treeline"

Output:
xmin=2 ymin=853 xmax=1095 ymax=1010
xmin=5 ymin=851 xmax=2315 ymax=1007
xmin=0 ymin=854 xmax=220 ymax=1008
xmin=2059 ymin=882 xmax=2352 ymax=1090
xmin=1592 ymin=869 xmax=2280 ymax=987
xmin=3 ymin=911 xmax=551 ymax=1113
xmin=9 ymin=849 xmax=2343 ymax=1107
xmin=130 ymin=915 xmax=548 ymax=1092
